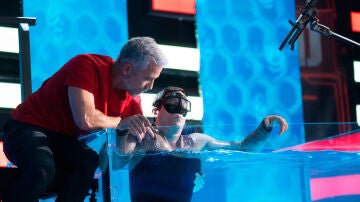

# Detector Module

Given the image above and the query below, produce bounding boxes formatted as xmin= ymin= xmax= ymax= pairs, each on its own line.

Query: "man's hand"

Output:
xmin=263 ymin=115 xmax=288 ymax=135
xmin=116 ymin=115 xmax=155 ymax=143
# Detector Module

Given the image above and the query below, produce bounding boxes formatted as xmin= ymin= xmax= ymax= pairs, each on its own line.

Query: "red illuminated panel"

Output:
xmin=277 ymin=132 xmax=360 ymax=152
xmin=152 ymin=0 xmax=196 ymax=15
xmin=311 ymin=175 xmax=360 ymax=201
xmin=351 ymin=11 xmax=360 ymax=32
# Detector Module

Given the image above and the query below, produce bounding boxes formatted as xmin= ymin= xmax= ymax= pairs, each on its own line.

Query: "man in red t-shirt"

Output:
xmin=2 ymin=37 xmax=167 ymax=202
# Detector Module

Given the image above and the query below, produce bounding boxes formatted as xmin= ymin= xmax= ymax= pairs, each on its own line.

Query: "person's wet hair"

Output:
xmin=153 ymin=86 xmax=191 ymax=117
xmin=153 ymin=86 xmax=186 ymax=109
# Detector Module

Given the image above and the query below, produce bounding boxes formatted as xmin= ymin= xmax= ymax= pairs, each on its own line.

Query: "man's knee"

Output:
xmin=21 ymin=164 xmax=56 ymax=192
xmin=35 ymin=160 xmax=56 ymax=184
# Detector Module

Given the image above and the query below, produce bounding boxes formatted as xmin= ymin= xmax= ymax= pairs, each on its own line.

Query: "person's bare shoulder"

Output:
xmin=187 ymin=133 xmax=213 ymax=150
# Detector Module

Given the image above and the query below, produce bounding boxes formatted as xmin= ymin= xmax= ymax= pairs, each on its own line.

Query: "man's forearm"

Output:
xmin=85 ymin=109 xmax=121 ymax=130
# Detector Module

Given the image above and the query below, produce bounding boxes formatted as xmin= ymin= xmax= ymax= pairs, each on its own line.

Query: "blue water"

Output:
xmin=38 ymin=149 xmax=360 ymax=202
xmin=103 ymin=149 xmax=359 ymax=202
xmin=185 ymin=150 xmax=311 ymax=202
xmin=37 ymin=127 xmax=360 ymax=202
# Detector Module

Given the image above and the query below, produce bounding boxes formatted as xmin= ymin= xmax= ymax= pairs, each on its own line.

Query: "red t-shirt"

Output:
xmin=11 ymin=54 xmax=143 ymax=137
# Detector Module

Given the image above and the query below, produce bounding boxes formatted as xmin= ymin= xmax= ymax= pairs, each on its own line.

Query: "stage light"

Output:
xmin=151 ymin=0 xmax=196 ymax=15
xmin=351 ymin=11 xmax=360 ymax=33
xmin=0 ymin=26 xmax=18 ymax=53
xmin=354 ymin=61 xmax=360 ymax=83
xmin=0 ymin=142 xmax=10 ymax=167
xmin=159 ymin=44 xmax=199 ymax=72
xmin=0 ymin=82 xmax=21 ymax=108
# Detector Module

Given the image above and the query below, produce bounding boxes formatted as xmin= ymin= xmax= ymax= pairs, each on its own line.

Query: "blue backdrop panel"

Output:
xmin=23 ymin=1 xmax=129 ymax=201
xmin=24 ymin=0 xmax=129 ymax=91
xmin=196 ymin=0 xmax=305 ymax=150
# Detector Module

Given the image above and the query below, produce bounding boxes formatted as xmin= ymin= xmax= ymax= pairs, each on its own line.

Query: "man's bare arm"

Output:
xmin=68 ymin=86 xmax=120 ymax=131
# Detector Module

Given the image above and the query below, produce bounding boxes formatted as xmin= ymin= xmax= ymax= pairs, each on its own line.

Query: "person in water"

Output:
xmin=113 ymin=86 xmax=288 ymax=202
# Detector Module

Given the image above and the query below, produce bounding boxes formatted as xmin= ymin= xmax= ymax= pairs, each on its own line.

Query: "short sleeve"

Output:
xmin=64 ymin=55 xmax=98 ymax=94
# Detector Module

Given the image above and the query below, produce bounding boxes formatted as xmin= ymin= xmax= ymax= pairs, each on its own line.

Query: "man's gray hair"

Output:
xmin=116 ymin=37 xmax=168 ymax=69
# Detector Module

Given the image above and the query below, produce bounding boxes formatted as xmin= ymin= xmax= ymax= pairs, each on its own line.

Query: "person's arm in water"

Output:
xmin=112 ymin=125 xmax=163 ymax=169
xmin=237 ymin=115 xmax=287 ymax=151
xmin=191 ymin=115 xmax=288 ymax=152
xmin=108 ymin=132 xmax=138 ymax=170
